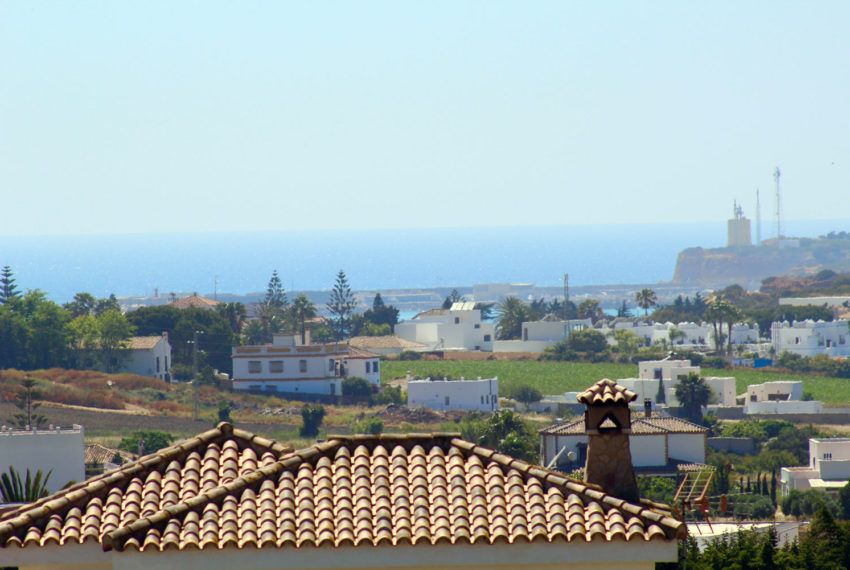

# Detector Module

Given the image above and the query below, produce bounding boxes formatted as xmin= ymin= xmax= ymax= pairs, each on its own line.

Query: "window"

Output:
xmin=454 ymin=317 xmax=460 ymax=324
xmin=483 ymin=334 xmax=491 ymax=342
xmin=474 ymin=346 xmax=480 ymax=351
xmin=330 ymin=383 xmax=336 ymax=396
xmin=366 ymin=362 xmax=371 ymax=374
xmin=165 ymin=356 xmax=169 ymax=372
xmin=372 ymin=361 xmax=378 ymax=373
xmin=270 ymin=361 xmax=284 ymax=373
xmin=444 ymin=396 xmax=450 ymax=406
xmin=248 ymin=361 xmax=262 ymax=374
xmin=824 ymin=452 xmax=833 ymax=460
xmin=481 ymin=395 xmax=484 ymax=404
xmin=265 ymin=385 xmax=277 ymax=392
xmin=750 ymin=395 xmax=757 ymax=402
xmin=795 ymin=337 xmax=800 ymax=345
xmin=156 ymin=357 xmax=160 ymax=373
xmin=474 ymin=323 xmax=480 ymax=329
xmin=299 ymin=360 xmax=308 ymax=373
xmin=329 ymin=359 xmax=335 ymax=372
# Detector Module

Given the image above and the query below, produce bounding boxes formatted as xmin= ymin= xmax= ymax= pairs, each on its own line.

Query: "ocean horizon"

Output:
xmin=1 ymin=219 xmax=848 ymax=302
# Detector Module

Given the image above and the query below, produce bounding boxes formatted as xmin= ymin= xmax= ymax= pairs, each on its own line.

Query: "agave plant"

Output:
xmin=0 ymin=466 xmax=52 ymax=503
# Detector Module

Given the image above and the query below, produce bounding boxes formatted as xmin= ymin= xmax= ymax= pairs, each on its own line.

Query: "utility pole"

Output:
xmin=773 ymin=167 xmax=782 ymax=243
xmin=213 ymin=276 xmax=219 ymax=301
xmin=563 ymin=273 xmax=570 ymax=320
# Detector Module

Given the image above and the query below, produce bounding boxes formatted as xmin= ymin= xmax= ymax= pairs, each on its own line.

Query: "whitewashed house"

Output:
xmin=493 ymin=318 xmax=591 ymax=352
xmin=407 ymin=377 xmax=499 ymax=412
xmin=540 ymin=394 xmax=707 ymax=471
xmin=744 ymin=381 xmax=822 ymax=414
xmin=0 ymin=424 xmax=85 ymax=494
xmin=619 ymin=359 xmax=737 ymax=408
xmin=781 ymin=438 xmax=850 ymax=494
xmin=772 ymin=320 xmax=850 ymax=358
xmin=121 ymin=333 xmax=171 ymax=381
xmin=394 ymin=302 xmax=494 ymax=351
xmin=231 ymin=331 xmax=380 ymax=397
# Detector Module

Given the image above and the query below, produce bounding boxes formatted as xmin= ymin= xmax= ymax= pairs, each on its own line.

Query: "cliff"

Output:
xmin=672 ymin=236 xmax=850 ymax=289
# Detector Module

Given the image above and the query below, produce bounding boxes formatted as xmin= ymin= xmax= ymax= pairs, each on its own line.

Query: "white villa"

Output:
xmin=407 ymin=377 xmax=499 ymax=412
xmin=598 ymin=321 xmax=759 ymax=351
xmin=122 ymin=333 xmax=172 ymax=381
xmin=394 ymin=302 xmax=494 ymax=351
xmin=781 ymin=438 xmax=850 ymax=494
xmin=618 ymin=359 xmax=737 ymax=408
xmin=744 ymin=381 xmax=822 ymax=415
xmin=231 ymin=331 xmax=380 ymax=397
xmin=0 ymin=424 xmax=85 ymax=494
xmin=771 ymin=319 xmax=850 ymax=358
xmin=540 ymin=391 xmax=707 ymax=471
xmin=493 ymin=318 xmax=591 ymax=352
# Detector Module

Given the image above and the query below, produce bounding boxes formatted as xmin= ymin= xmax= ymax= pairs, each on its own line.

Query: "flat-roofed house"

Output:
xmin=0 ymin=422 xmax=684 ymax=569
xmin=231 ymin=331 xmax=380 ymax=397
xmin=781 ymin=438 xmax=850 ymax=494
xmin=394 ymin=302 xmax=495 ymax=352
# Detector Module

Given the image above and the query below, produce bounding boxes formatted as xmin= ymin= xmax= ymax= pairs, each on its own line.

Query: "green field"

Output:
xmin=382 ymin=360 xmax=850 ymax=405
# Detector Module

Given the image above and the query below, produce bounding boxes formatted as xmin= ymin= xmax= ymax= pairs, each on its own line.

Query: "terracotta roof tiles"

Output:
xmin=576 ymin=379 xmax=637 ymax=405
xmin=0 ymin=427 xmax=683 ymax=554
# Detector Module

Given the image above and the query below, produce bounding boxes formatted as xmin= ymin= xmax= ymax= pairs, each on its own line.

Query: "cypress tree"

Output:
xmin=656 ymin=377 xmax=666 ymax=405
xmin=746 ymin=476 xmax=752 ymax=493
xmin=770 ymin=471 xmax=777 ymax=505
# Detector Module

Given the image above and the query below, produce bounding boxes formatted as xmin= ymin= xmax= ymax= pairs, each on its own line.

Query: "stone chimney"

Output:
xmin=576 ymin=378 xmax=639 ymax=502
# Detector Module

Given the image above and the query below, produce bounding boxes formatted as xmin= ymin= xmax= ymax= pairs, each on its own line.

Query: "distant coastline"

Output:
xmin=1 ymin=219 xmax=847 ymax=302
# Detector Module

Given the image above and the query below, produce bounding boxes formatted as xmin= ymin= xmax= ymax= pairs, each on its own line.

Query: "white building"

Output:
xmin=781 ymin=438 xmax=850 ymax=494
xmin=407 ymin=377 xmax=499 ymax=412
xmin=619 ymin=359 xmax=737 ymax=407
xmin=122 ymin=333 xmax=172 ymax=381
xmin=540 ymin=406 xmax=707 ymax=471
xmin=231 ymin=331 xmax=380 ymax=397
xmin=744 ymin=381 xmax=822 ymax=414
xmin=493 ymin=318 xmax=591 ymax=352
xmin=772 ymin=320 xmax=850 ymax=358
xmin=0 ymin=424 xmax=85 ymax=494
xmin=394 ymin=302 xmax=494 ymax=351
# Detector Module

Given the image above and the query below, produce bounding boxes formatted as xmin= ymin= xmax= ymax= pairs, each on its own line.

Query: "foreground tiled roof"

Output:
xmin=540 ymin=414 xmax=707 ymax=436
xmin=0 ymin=427 xmax=683 ymax=553
xmin=576 ymin=379 xmax=637 ymax=405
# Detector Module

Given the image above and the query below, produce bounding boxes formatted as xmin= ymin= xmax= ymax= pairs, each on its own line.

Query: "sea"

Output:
xmin=1 ymin=220 xmax=847 ymax=303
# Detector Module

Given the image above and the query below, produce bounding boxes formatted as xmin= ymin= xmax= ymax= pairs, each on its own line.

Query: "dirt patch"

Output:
xmin=375 ymin=404 xmax=464 ymax=424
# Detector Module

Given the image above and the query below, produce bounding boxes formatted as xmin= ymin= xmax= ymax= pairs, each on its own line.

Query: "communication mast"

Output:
xmin=755 ymin=188 xmax=761 ymax=245
xmin=563 ymin=273 xmax=570 ymax=320
xmin=773 ymin=167 xmax=782 ymax=242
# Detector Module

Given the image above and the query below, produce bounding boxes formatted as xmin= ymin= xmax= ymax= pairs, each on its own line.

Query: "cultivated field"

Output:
xmin=381 ymin=360 xmax=850 ymax=405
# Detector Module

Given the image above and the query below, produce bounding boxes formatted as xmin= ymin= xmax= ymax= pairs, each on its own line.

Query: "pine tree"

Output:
xmin=0 ymin=266 xmax=20 ymax=304
xmin=372 ymin=293 xmax=385 ymax=310
xmin=264 ymin=270 xmax=287 ymax=308
xmin=327 ymin=270 xmax=355 ymax=341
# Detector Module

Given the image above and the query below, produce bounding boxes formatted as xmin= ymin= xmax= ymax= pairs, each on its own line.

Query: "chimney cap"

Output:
xmin=576 ymin=379 xmax=637 ymax=405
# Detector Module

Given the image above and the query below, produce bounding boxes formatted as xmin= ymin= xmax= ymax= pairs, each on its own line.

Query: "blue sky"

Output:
xmin=2 ymin=1 xmax=849 ymax=236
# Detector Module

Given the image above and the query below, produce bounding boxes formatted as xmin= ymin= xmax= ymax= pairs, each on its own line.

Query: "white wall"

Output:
xmin=408 ymin=378 xmax=499 ymax=412
xmin=772 ymin=320 xmax=850 ymax=358
xmin=667 ymin=433 xmax=706 ymax=464
xmin=0 ymin=426 xmax=85 ymax=493
xmin=638 ymin=360 xmax=699 ymax=381
xmin=618 ymin=376 xmax=736 ymax=407
xmin=493 ymin=339 xmax=555 ymax=353
xmin=343 ymin=358 xmax=381 ymax=386
xmin=630 ymin=435 xmax=667 ymax=467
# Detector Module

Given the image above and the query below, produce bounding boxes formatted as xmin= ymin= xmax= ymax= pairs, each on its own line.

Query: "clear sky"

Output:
xmin=2 ymin=1 xmax=849 ymax=236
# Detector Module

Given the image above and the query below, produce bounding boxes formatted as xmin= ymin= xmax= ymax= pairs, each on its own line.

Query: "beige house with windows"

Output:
xmin=231 ymin=331 xmax=380 ymax=397
xmin=0 ymin=416 xmax=683 ymax=569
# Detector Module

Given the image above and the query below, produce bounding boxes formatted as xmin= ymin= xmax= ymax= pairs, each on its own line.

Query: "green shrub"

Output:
xmin=118 ymin=431 xmax=174 ymax=455
xmin=353 ymin=416 xmax=384 ymax=435
xmin=398 ymin=350 xmax=422 ymax=361
xmin=342 ymin=377 xmax=372 ymax=398
xmin=508 ymin=385 xmax=543 ymax=404
xmin=372 ymin=385 xmax=405 ymax=405
xmin=299 ymin=404 xmax=326 ymax=438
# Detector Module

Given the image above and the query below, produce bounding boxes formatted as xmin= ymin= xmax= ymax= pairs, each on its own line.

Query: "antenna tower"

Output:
xmin=773 ymin=167 xmax=782 ymax=242
xmin=755 ymin=188 xmax=761 ymax=245
xmin=563 ymin=273 xmax=570 ymax=320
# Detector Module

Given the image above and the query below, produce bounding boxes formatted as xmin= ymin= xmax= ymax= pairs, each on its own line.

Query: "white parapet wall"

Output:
xmin=745 ymin=400 xmax=824 ymax=415
xmin=408 ymin=377 xmax=499 ymax=412
xmin=0 ymin=425 xmax=86 ymax=493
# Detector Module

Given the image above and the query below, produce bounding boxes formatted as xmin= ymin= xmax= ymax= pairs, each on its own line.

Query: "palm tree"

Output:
xmin=241 ymin=320 xmax=266 ymax=345
xmin=495 ymin=297 xmax=529 ymax=340
xmin=215 ymin=302 xmax=247 ymax=336
xmin=674 ymin=373 xmax=710 ymax=423
xmin=635 ymin=288 xmax=658 ymax=316
xmin=0 ymin=466 xmax=51 ymax=503
xmin=291 ymin=294 xmax=317 ymax=345
xmin=577 ymin=299 xmax=604 ymax=323
xmin=705 ymin=298 xmax=739 ymax=355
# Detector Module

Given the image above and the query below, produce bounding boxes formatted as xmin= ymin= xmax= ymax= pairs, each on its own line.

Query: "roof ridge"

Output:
xmin=0 ymin=424 xmax=228 ymax=543
xmin=104 ymin=438 xmax=344 ymax=552
xmin=451 ymin=437 xmax=684 ymax=539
